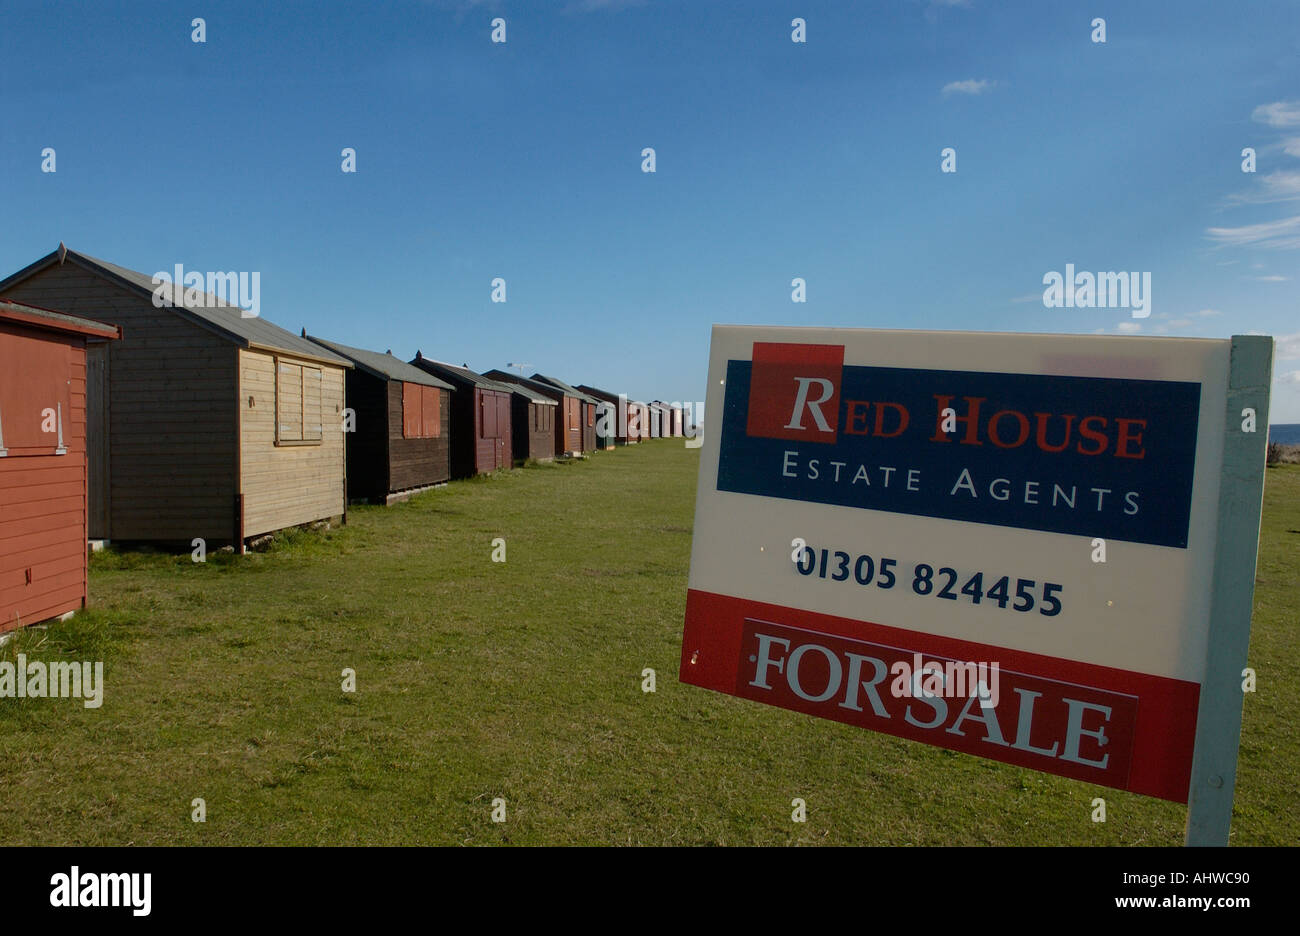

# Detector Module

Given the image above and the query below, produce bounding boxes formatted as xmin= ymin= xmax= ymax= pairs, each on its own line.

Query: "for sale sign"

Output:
xmin=681 ymin=326 xmax=1264 ymax=807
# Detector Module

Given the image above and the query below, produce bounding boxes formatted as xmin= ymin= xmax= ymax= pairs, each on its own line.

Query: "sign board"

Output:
xmin=680 ymin=327 xmax=1271 ymax=841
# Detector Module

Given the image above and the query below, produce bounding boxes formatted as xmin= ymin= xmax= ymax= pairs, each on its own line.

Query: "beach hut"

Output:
xmin=649 ymin=402 xmax=668 ymax=439
xmin=303 ymin=335 xmax=455 ymax=504
xmin=0 ymin=246 xmax=351 ymax=549
xmin=592 ymin=396 xmax=617 ymax=450
xmin=627 ymin=399 xmax=650 ymax=443
xmin=658 ymin=402 xmax=673 ymax=438
xmin=670 ymin=404 xmax=684 ymax=438
xmin=576 ymin=384 xmax=630 ymax=445
xmin=485 ymin=372 xmax=581 ymax=456
xmin=480 ymin=371 xmax=562 ymax=463
xmin=532 ymin=374 xmax=601 ymax=453
xmin=505 ymin=382 xmax=558 ymax=464
xmin=1 ymin=299 xmax=119 ymax=634
xmin=480 ymin=372 xmax=557 ymax=464
xmin=409 ymin=355 xmax=513 ymax=477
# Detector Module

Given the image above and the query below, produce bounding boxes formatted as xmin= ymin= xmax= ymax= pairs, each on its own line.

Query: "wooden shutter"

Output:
xmin=0 ymin=328 xmax=71 ymax=455
xmin=587 ymin=403 xmax=594 ymax=427
xmin=421 ymin=386 xmax=439 ymax=437
xmin=277 ymin=361 xmax=303 ymax=442
xmin=303 ymin=367 xmax=322 ymax=441
xmin=402 ymin=382 xmax=422 ymax=438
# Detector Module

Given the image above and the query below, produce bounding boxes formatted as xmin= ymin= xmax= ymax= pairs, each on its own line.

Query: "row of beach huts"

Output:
xmin=0 ymin=245 xmax=689 ymax=636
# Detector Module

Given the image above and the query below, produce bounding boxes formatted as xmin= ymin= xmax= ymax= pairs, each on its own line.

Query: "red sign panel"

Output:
xmin=680 ymin=589 xmax=1200 ymax=802
xmin=745 ymin=342 xmax=844 ymax=443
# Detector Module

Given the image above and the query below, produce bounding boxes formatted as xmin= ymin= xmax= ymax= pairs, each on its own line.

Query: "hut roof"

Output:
xmin=304 ymin=335 xmax=453 ymax=390
xmin=531 ymin=373 xmax=600 ymax=406
xmin=480 ymin=370 xmax=561 ymax=405
xmin=0 ymin=245 xmax=349 ymax=367
xmin=410 ymin=354 xmax=517 ymax=393
xmin=0 ymin=298 xmax=121 ymax=339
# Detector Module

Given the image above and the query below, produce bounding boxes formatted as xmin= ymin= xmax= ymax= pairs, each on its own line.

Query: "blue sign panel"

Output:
xmin=717 ymin=357 xmax=1201 ymax=548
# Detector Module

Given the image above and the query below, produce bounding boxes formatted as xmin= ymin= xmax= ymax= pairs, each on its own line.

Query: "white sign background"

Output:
xmin=689 ymin=326 xmax=1230 ymax=684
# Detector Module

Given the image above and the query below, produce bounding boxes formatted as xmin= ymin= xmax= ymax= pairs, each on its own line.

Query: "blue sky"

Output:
xmin=2 ymin=0 xmax=1297 ymax=419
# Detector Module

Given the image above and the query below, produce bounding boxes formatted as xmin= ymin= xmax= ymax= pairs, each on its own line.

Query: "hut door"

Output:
xmin=494 ymin=394 xmax=510 ymax=468
xmin=569 ymin=398 xmax=581 ymax=453
xmin=85 ymin=343 xmax=110 ymax=539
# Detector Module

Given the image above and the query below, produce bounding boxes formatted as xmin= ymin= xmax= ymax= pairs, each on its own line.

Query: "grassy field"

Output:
xmin=1 ymin=441 xmax=1296 ymax=846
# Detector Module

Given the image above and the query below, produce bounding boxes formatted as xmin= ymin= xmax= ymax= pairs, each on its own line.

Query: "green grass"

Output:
xmin=1 ymin=443 xmax=1296 ymax=845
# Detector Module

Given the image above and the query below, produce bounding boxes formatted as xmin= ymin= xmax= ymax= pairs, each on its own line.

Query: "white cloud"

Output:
xmin=1206 ymin=214 xmax=1300 ymax=249
xmin=942 ymin=79 xmax=995 ymax=96
xmin=1252 ymin=101 xmax=1300 ymax=128
xmin=1277 ymin=333 xmax=1300 ymax=358
xmin=1230 ymin=170 xmax=1300 ymax=204
xmin=1253 ymin=274 xmax=1290 ymax=281
xmin=1197 ymin=309 xmax=1222 ymax=317
xmin=1213 ymin=105 xmax=1300 ymax=260
xmin=1278 ymin=370 xmax=1300 ymax=384
xmin=1116 ymin=322 xmax=1142 ymax=334
xmin=1168 ymin=318 xmax=1192 ymax=327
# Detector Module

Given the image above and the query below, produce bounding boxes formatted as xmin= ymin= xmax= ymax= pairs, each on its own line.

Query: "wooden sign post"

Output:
xmin=1185 ymin=336 xmax=1272 ymax=846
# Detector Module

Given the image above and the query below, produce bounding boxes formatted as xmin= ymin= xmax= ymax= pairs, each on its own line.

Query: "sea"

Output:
xmin=1269 ymin=424 xmax=1300 ymax=445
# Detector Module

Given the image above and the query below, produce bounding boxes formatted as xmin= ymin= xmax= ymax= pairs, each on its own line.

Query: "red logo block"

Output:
xmin=745 ymin=342 xmax=844 ymax=443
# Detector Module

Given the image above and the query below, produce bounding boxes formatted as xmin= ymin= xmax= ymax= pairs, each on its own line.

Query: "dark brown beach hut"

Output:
xmin=532 ymin=374 xmax=601 ymax=453
xmin=479 ymin=372 xmax=557 ymax=464
xmin=485 ymin=372 xmax=581 ymax=456
xmin=304 ymin=335 xmax=454 ymax=504
xmin=409 ymin=354 xmax=513 ymax=477
xmin=576 ymin=384 xmax=629 ymax=445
